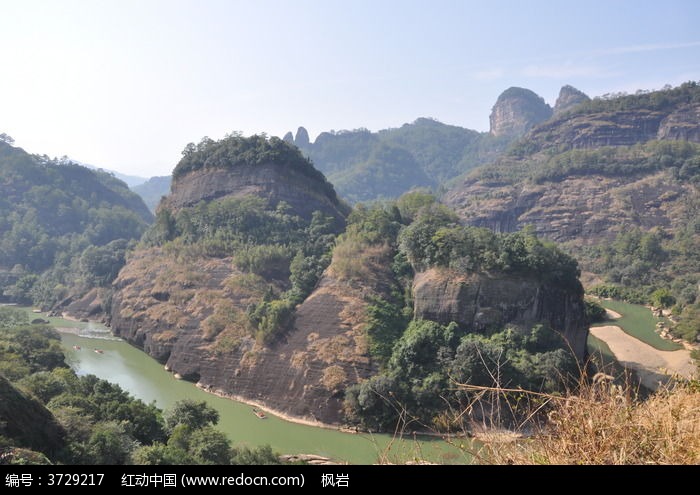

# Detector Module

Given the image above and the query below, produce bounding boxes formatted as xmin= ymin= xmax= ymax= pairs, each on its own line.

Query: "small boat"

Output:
xmin=252 ymin=408 xmax=267 ymax=419
xmin=94 ymin=349 xmax=104 ymax=354
xmin=73 ymin=345 xmax=81 ymax=350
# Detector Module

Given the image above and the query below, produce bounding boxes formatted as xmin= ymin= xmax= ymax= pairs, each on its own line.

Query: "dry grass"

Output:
xmin=310 ymin=334 xmax=353 ymax=364
xmin=328 ymin=240 xmax=393 ymax=290
xmin=483 ymin=379 xmax=700 ymax=465
xmin=322 ymin=365 xmax=347 ymax=391
xmin=290 ymin=350 xmax=308 ymax=370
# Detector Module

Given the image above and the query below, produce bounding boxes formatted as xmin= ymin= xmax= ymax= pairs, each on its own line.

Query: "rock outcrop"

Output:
xmin=162 ymin=163 xmax=348 ymax=227
xmin=657 ymin=104 xmax=700 ymax=142
xmin=295 ymin=126 xmax=310 ymax=148
xmin=527 ymin=109 xmax=666 ymax=150
xmin=445 ymin=171 xmax=692 ymax=244
xmin=554 ymin=85 xmax=590 ymax=114
xmin=413 ymin=269 xmax=588 ymax=360
xmin=109 ymin=245 xmax=385 ymax=425
xmin=448 ymin=85 xmax=700 ymax=246
xmin=489 ymin=87 xmax=553 ymax=138
xmin=109 ymin=136 xmax=370 ymax=425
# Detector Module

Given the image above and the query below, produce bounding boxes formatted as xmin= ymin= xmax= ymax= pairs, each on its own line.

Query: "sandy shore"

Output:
xmin=605 ymin=309 xmax=622 ymax=319
xmin=590 ymin=325 xmax=697 ymax=390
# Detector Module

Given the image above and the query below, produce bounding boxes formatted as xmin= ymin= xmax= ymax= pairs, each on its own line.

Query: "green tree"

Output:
xmin=86 ymin=422 xmax=135 ymax=464
xmin=164 ymin=400 xmax=219 ymax=432
xmin=584 ymin=300 xmax=607 ymax=323
xmin=651 ymin=288 xmax=676 ymax=309
xmin=188 ymin=426 xmax=232 ymax=464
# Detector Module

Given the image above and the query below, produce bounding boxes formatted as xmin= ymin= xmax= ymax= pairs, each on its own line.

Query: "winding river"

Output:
xmin=31 ymin=311 xmax=465 ymax=464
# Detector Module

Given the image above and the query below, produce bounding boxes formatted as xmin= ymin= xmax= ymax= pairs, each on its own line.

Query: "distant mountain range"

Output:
xmin=78 ymin=162 xmax=149 ymax=188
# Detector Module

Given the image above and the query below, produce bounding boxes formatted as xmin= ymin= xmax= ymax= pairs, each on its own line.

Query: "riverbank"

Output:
xmin=593 ymin=299 xmax=681 ymax=351
xmin=196 ymin=383 xmax=346 ymax=432
xmin=589 ymin=325 xmax=696 ymax=390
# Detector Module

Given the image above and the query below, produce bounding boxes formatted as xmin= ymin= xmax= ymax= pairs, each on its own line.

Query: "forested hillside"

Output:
xmin=0 ymin=138 xmax=153 ymax=309
xmin=286 ymin=118 xmax=511 ymax=203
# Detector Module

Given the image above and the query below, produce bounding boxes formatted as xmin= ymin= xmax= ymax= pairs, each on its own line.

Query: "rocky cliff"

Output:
xmin=109 ymin=241 xmax=387 ymax=425
xmin=445 ymin=82 xmax=700 ymax=308
xmin=413 ymin=268 xmax=588 ymax=359
xmin=554 ymin=85 xmax=590 ymax=114
xmin=445 ymin=170 xmax=693 ymax=244
xmin=109 ymin=135 xmax=372 ymax=425
xmin=162 ymin=163 xmax=348 ymax=226
xmin=489 ymin=87 xmax=553 ymax=138
xmin=525 ymin=109 xmax=667 ymax=150
xmin=515 ymin=83 xmax=700 ymax=155
xmin=107 ymin=126 xmax=600 ymax=427
xmin=657 ymin=103 xmax=700 ymax=142
xmin=447 ymin=83 xmax=700 ymax=244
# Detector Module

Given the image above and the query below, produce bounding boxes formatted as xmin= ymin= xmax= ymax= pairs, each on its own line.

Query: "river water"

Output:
xmin=37 ymin=313 xmax=465 ymax=464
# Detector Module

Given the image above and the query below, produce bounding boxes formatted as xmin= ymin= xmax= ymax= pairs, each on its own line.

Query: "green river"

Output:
xmin=23 ymin=299 xmax=672 ymax=463
xmin=28 ymin=311 xmax=466 ymax=464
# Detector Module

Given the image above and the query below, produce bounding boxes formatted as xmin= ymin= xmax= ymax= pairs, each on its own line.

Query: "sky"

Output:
xmin=1 ymin=0 xmax=699 ymax=178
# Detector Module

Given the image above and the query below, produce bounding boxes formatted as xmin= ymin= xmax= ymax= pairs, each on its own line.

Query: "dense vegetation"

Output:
xmin=562 ymin=81 xmax=700 ymax=119
xmin=531 ymin=140 xmax=700 ymax=184
xmin=333 ymin=193 xmax=583 ymax=430
xmin=346 ymin=320 xmax=577 ymax=431
xmin=329 ymin=143 xmax=434 ymax=203
xmin=0 ymin=140 xmax=152 ymax=308
xmin=0 ymin=307 xmax=279 ymax=465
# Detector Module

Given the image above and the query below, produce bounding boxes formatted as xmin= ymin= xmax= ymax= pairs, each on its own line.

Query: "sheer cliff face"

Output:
xmin=412 ymin=269 xmax=588 ymax=360
xmin=447 ymin=88 xmax=700 ymax=246
xmin=109 ymin=144 xmax=365 ymax=424
xmin=162 ymin=163 xmax=348 ymax=227
xmin=109 ymin=243 xmax=385 ymax=425
xmin=108 ymin=132 xmax=593 ymax=426
xmin=657 ymin=104 xmax=700 ymax=142
xmin=445 ymin=171 xmax=694 ymax=244
xmin=489 ymin=87 xmax=553 ymax=138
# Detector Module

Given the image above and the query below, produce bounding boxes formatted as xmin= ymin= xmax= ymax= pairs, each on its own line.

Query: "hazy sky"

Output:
xmin=1 ymin=0 xmax=699 ymax=177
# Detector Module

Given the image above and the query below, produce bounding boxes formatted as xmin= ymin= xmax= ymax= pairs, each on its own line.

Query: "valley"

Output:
xmin=1 ymin=81 xmax=698 ymax=466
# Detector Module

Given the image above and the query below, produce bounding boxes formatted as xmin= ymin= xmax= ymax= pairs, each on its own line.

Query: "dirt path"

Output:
xmin=590 ymin=325 xmax=696 ymax=390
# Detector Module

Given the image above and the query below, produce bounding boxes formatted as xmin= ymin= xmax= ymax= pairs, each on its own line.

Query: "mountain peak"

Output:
xmin=489 ymin=87 xmax=553 ymax=138
xmin=294 ymin=126 xmax=310 ymax=147
xmin=165 ymin=134 xmax=348 ymax=225
xmin=554 ymin=85 xmax=590 ymax=114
